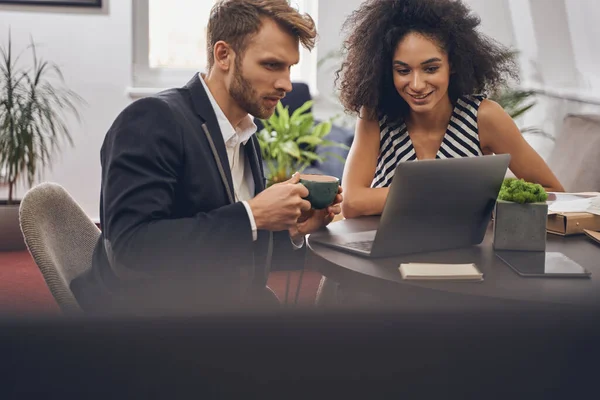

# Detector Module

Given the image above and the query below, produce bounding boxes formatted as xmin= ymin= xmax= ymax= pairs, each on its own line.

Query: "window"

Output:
xmin=504 ymin=0 xmax=600 ymax=103
xmin=131 ymin=0 xmax=319 ymax=95
xmin=564 ymin=0 xmax=600 ymax=90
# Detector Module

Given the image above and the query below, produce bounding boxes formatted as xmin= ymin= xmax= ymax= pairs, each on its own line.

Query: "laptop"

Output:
xmin=310 ymin=154 xmax=511 ymax=257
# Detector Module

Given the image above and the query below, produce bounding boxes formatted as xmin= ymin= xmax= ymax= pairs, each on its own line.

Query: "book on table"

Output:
xmin=398 ymin=263 xmax=483 ymax=281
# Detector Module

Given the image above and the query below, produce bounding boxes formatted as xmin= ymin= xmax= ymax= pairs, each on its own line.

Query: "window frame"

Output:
xmin=130 ymin=0 xmax=319 ymax=96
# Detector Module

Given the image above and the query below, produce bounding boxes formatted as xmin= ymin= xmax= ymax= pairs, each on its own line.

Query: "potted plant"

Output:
xmin=257 ymin=99 xmax=348 ymax=185
xmin=0 ymin=32 xmax=83 ymax=250
xmin=493 ymin=178 xmax=549 ymax=251
xmin=489 ymin=86 xmax=554 ymax=141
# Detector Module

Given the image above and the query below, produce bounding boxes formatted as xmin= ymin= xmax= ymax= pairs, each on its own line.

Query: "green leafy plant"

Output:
xmin=0 ymin=31 xmax=84 ymax=204
xmin=257 ymin=100 xmax=349 ymax=185
xmin=489 ymin=87 xmax=552 ymax=140
xmin=498 ymin=177 xmax=548 ymax=204
xmin=490 ymin=87 xmax=536 ymax=120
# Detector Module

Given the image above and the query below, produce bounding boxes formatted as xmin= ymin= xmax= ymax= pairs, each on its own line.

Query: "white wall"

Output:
xmin=463 ymin=0 xmax=516 ymax=48
xmin=0 ymin=0 xmax=133 ymax=221
xmin=564 ymin=0 xmax=600 ymax=89
xmin=314 ymin=0 xmax=363 ymax=96
xmin=501 ymin=0 xmax=600 ymax=160
xmin=311 ymin=0 xmax=364 ymax=126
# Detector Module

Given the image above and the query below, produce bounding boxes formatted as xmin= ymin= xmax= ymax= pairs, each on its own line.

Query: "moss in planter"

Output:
xmin=493 ymin=178 xmax=548 ymax=251
xmin=498 ymin=178 xmax=548 ymax=204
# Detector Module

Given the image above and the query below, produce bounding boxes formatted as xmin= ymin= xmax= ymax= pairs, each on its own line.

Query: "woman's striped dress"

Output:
xmin=371 ymin=94 xmax=486 ymax=188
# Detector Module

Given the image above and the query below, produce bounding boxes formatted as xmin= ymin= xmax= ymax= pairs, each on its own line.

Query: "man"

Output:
xmin=72 ymin=0 xmax=342 ymax=315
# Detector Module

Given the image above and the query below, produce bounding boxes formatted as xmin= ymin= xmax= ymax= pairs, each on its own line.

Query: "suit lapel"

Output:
xmin=187 ymin=73 xmax=273 ymax=287
xmin=245 ymin=136 xmax=273 ymax=288
xmin=185 ymin=73 xmax=235 ymax=203
xmin=245 ymin=136 xmax=266 ymax=195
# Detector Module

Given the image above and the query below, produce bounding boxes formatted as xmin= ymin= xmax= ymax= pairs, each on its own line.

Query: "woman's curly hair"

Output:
xmin=335 ymin=0 xmax=519 ymax=121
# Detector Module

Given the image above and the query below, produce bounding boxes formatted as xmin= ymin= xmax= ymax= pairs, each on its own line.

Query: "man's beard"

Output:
xmin=229 ymin=66 xmax=279 ymax=120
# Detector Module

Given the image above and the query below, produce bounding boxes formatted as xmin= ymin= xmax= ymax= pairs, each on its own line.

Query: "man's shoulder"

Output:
xmin=155 ymin=86 xmax=191 ymax=107
xmin=102 ymin=88 xmax=192 ymax=149
xmin=124 ymin=87 xmax=190 ymax=116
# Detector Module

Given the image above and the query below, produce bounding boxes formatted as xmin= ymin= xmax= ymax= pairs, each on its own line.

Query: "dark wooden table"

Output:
xmin=307 ymin=217 xmax=600 ymax=311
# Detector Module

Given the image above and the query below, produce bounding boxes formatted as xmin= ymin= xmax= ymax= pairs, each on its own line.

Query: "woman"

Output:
xmin=337 ymin=0 xmax=564 ymax=219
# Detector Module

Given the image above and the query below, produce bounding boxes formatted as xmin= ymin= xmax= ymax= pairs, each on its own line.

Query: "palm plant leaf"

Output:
xmin=0 ymin=30 xmax=84 ymax=203
xmin=320 ymin=151 xmax=347 ymax=165
xmin=290 ymin=99 xmax=313 ymax=120
xmin=489 ymin=86 xmax=552 ymax=141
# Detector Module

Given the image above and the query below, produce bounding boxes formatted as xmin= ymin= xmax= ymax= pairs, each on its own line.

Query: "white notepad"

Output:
xmin=399 ymin=263 xmax=483 ymax=281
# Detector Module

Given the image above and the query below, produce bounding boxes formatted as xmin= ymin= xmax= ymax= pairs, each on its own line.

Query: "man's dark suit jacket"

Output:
xmin=73 ymin=73 xmax=304 ymax=314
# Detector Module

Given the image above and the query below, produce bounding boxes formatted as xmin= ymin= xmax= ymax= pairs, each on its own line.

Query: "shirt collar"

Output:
xmin=199 ymin=74 xmax=257 ymax=148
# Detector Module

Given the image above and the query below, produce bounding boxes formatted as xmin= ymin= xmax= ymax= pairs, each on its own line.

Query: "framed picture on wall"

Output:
xmin=0 ymin=0 xmax=101 ymax=6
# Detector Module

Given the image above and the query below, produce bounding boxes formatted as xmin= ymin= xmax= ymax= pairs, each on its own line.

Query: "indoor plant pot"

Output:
xmin=493 ymin=178 xmax=549 ymax=251
xmin=0 ymin=199 xmax=24 ymax=251
xmin=0 ymin=31 xmax=83 ymax=250
xmin=257 ymin=100 xmax=348 ymax=185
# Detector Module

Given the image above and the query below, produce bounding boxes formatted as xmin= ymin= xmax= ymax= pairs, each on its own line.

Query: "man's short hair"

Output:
xmin=206 ymin=0 xmax=317 ymax=70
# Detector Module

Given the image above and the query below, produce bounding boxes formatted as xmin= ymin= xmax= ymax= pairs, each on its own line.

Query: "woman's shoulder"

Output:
xmin=457 ymin=93 xmax=487 ymax=108
xmin=475 ymin=95 xmax=517 ymax=146
xmin=473 ymin=94 xmax=507 ymax=119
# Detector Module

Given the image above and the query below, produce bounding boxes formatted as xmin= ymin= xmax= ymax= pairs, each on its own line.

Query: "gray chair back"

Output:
xmin=546 ymin=114 xmax=600 ymax=192
xmin=19 ymin=182 xmax=100 ymax=314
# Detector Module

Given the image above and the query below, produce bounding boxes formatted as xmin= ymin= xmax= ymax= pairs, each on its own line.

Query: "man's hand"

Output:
xmin=289 ymin=185 xmax=343 ymax=239
xmin=248 ymin=173 xmax=312 ymax=231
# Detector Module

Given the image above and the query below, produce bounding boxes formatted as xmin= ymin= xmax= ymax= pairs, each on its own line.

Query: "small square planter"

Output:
xmin=0 ymin=200 xmax=27 ymax=251
xmin=493 ymin=200 xmax=548 ymax=251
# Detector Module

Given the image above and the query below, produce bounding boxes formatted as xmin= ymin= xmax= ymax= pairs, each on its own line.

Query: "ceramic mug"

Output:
xmin=299 ymin=174 xmax=340 ymax=209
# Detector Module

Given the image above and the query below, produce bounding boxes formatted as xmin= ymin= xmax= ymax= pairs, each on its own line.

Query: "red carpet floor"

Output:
xmin=0 ymin=251 xmax=322 ymax=315
xmin=0 ymin=251 xmax=60 ymax=315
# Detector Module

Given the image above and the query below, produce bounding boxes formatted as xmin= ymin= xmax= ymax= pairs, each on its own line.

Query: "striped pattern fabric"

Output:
xmin=371 ymin=95 xmax=485 ymax=188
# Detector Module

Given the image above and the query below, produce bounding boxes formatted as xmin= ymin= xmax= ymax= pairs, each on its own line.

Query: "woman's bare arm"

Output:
xmin=341 ymin=109 xmax=390 ymax=218
xmin=478 ymin=99 xmax=564 ymax=192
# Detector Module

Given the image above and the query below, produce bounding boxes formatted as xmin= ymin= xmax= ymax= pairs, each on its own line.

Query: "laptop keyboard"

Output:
xmin=344 ymin=240 xmax=374 ymax=252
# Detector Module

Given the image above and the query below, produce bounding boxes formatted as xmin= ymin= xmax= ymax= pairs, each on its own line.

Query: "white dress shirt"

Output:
xmin=200 ymin=75 xmax=304 ymax=248
xmin=200 ymin=76 xmax=258 ymax=240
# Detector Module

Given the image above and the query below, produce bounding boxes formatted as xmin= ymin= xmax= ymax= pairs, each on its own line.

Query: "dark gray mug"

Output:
xmin=299 ymin=174 xmax=340 ymax=209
